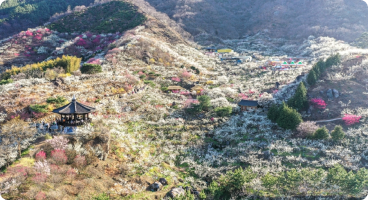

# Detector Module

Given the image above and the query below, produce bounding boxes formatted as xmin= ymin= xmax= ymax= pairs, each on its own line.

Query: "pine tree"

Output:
xmin=313 ymin=126 xmax=329 ymax=139
xmin=312 ymin=65 xmax=320 ymax=78
xmin=267 ymin=104 xmax=280 ymax=123
xmin=276 ymin=102 xmax=303 ymax=130
xmin=288 ymin=82 xmax=308 ymax=111
xmin=331 ymin=125 xmax=345 ymax=141
xmin=307 ymin=69 xmax=317 ymax=86
xmin=316 ymin=59 xmax=326 ymax=73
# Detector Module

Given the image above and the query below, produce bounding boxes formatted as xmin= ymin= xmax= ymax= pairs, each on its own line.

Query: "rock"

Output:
xmin=308 ymin=105 xmax=313 ymax=114
xmin=319 ymin=91 xmax=324 ymax=96
xmin=159 ymin=178 xmax=168 ymax=185
xmin=326 ymin=89 xmax=333 ymax=99
xmin=167 ymin=187 xmax=185 ymax=198
xmin=263 ymin=150 xmax=274 ymax=160
xmin=332 ymin=89 xmax=339 ymax=98
xmin=258 ymin=142 xmax=268 ymax=149
xmin=150 ymin=181 xmax=163 ymax=192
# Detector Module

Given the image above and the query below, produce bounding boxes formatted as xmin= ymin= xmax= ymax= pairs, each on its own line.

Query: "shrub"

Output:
xmin=161 ymin=87 xmax=168 ymax=92
xmin=267 ymin=104 xmax=280 ymax=123
xmin=276 ymin=102 xmax=303 ymax=130
xmin=186 ymin=104 xmax=202 ymax=115
xmin=35 ymin=151 xmax=46 ymax=161
xmin=74 ymin=155 xmax=87 ymax=168
xmin=46 ymin=96 xmax=67 ymax=105
xmin=47 ymin=136 xmax=69 ymax=150
xmin=342 ymin=114 xmax=361 ymax=126
xmin=0 ymin=79 xmax=13 ymax=85
xmin=1 ymin=55 xmax=81 ymax=80
xmin=261 ymin=173 xmax=278 ymax=191
xmin=198 ymin=95 xmax=211 ymax=111
xmin=296 ymin=121 xmax=319 ymax=138
xmin=30 ymin=104 xmax=48 ymax=113
xmin=310 ymin=98 xmax=327 ymax=109
xmin=313 ymin=126 xmax=329 ymax=139
xmin=215 ymin=107 xmax=232 ymax=117
xmin=51 ymin=150 xmax=68 ymax=165
xmin=80 ymin=64 xmax=102 ymax=74
xmin=65 ymin=149 xmax=77 ymax=165
xmin=93 ymin=193 xmax=110 ymax=200
xmin=209 ymin=167 xmax=256 ymax=199
xmin=331 ymin=125 xmax=345 ymax=141
xmin=45 ymin=133 xmax=52 ymax=140
xmin=143 ymin=80 xmax=156 ymax=87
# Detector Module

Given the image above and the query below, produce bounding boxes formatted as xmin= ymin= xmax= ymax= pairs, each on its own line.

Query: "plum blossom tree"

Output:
xmin=1 ymin=118 xmax=36 ymax=157
xmin=47 ymin=136 xmax=69 ymax=150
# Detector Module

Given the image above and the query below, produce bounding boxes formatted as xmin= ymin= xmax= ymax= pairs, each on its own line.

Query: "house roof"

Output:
xmin=238 ymin=100 xmax=258 ymax=107
xmin=167 ymin=86 xmax=185 ymax=90
xmin=52 ymin=95 xmax=96 ymax=114
xmin=191 ymin=85 xmax=203 ymax=90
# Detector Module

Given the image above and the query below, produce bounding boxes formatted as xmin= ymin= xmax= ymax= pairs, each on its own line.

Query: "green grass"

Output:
xmin=48 ymin=1 xmax=146 ymax=34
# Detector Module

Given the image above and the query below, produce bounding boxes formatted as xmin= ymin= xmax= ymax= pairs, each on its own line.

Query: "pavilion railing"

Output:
xmin=57 ymin=118 xmax=92 ymax=127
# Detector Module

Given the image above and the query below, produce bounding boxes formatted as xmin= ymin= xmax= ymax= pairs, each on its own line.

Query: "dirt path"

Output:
xmin=315 ymin=118 xmax=342 ymax=123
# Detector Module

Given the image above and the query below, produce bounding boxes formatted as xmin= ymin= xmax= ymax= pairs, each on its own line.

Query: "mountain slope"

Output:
xmin=140 ymin=0 xmax=368 ymax=42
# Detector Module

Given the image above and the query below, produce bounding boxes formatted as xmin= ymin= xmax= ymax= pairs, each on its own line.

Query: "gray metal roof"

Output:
xmin=238 ymin=100 xmax=258 ymax=107
xmin=52 ymin=95 xmax=96 ymax=114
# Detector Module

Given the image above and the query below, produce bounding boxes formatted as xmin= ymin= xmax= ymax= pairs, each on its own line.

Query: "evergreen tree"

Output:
xmin=325 ymin=54 xmax=341 ymax=68
xmin=313 ymin=126 xmax=329 ymax=139
xmin=312 ymin=65 xmax=320 ymax=78
xmin=331 ymin=125 xmax=345 ymax=141
xmin=316 ymin=59 xmax=326 ymax=73
xmin=327 ymin=164 xmax=347 ymax=186
xmin=307 ymin=69 xmax=317 ymax=86
xmin=276 ymin=102 xmax=303 ymax=130
xmin=267 ymin=104 xmax=280 ymax=123
xmin=288 ymin=82 xmax=308 ymax=111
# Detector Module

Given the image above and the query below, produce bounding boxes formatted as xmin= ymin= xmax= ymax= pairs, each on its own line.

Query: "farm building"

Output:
xmin=238 ymin=100 xmax=259 ymax=111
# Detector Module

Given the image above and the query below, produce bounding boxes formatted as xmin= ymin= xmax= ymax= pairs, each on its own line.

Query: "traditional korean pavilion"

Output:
xmin=238 ymin=100 xmax=259 ymax=111
xmin=52 ymin=95 xmax=96 ymax=126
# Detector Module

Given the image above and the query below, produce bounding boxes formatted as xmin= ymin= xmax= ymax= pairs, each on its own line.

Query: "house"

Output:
xmin=238 ymin=100 xmax=259 ymax=111
xmin=217 ymin=49 xmax=233 ymax=53
xmin=191 ymin=85 xmax=204 ymax=95
xmin=203 ymin=46 xmax=218 ymax=52
xmin=167 ymin=86 xmax=185 ymax=93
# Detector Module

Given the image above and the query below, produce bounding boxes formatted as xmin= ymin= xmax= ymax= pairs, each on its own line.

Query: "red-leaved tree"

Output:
xmin=35 ymin=151 xmax=46 ymax=161
xmin=342 ymin=114 xmax=361 ymax=126
xmin=32 ymin=173 xmax=47 ymax=184
xmin=35 ymin=191 xmax=47 ymax=200
xmin=51 ymin=150 xmax=67 ymax=165
xmin=310 ymin=98 xmax=327 ymax=109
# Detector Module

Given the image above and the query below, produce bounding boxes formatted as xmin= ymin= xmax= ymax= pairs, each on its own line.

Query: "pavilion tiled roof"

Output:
xmin=52 ymin=95 xmax=96 ymax=114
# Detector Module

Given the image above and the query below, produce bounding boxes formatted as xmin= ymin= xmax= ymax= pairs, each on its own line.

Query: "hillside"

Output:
xmin=141 ymin=0 xmax=368 ymax=43
xmin=3 ymin=0 xmax=368 ymax=199
xmin=0 ymin=0 xmax=94 ymax=40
